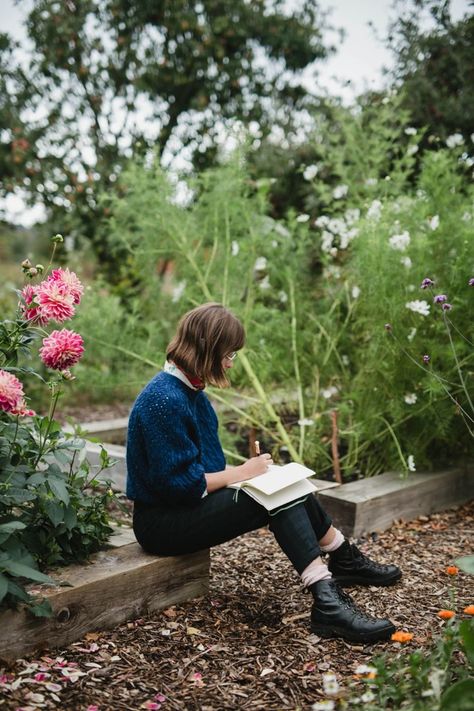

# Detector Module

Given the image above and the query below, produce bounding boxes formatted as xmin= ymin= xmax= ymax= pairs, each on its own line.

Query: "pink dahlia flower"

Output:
xmin=19 ymin=285 xmax=48 ymax=325
xmin=36 ymin=279 xmax=75 ymax=323
xmin=49 ymin=268 xmax=84 ymax=305
xmin=40 ymin=329 xmax=84 ymax=370
xmin=0 ymin=369 xmax=25 ymax=413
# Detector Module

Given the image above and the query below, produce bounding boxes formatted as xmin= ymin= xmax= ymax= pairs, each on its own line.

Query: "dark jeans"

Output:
xmin=133 ymin=491 xmax=332 ymax=575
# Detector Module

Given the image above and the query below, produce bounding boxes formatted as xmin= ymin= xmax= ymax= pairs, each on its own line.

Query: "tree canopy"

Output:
xmin=0 ymin=0 xmax=331 ymax=263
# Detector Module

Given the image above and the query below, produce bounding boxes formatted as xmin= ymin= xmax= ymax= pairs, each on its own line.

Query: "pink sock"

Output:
xmin=320 ymin=528 xmax=345 ymax=553
xmin=301 ymin=559 xmax=332 ymax=587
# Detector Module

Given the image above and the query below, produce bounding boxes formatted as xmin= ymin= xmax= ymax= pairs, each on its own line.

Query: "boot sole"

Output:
xmin=333 ymin=571 xmax=402 ymax=587
xmin=310 ymin=620 xmax=395 ymax=643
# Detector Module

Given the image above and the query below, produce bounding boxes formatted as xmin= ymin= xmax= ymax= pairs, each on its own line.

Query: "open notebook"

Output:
xmin=228 ymin=462 xmax=317 ymax=511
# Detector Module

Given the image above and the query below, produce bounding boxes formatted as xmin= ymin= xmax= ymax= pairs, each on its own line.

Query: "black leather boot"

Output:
xmin=310 ymin=578 xmax=395 ymax=643
xmin=328 ymin=540 xmax=402 ymax=587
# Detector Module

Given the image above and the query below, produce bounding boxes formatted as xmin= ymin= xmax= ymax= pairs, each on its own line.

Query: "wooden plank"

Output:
xmin=0 ymin=542 xmax=209 ymax=663
xmin=318 ymin=466 xmax=474 ymax=538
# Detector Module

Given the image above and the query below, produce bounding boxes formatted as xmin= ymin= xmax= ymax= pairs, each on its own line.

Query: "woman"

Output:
xmin=127 ymin=303 xmax=401 ymax=643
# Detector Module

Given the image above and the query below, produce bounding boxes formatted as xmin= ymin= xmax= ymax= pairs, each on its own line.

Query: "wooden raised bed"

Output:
xmin=318 ymin=465 xmax=474 ymax=538
xmin=0 ymin=528 xmax=209 ymax=664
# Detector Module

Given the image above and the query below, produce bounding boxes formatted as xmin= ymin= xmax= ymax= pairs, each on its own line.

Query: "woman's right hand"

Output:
xmin=239 ymin=453 xmax=273 ymax=480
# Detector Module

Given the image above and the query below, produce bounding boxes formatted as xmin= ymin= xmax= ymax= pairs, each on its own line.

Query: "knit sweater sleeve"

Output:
xmin=127 ymin=392 xmax=207 ymax=504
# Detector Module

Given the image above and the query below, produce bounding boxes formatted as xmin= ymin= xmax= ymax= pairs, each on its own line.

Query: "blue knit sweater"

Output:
xmin=126 ymin=371 xmax=226 ymax=505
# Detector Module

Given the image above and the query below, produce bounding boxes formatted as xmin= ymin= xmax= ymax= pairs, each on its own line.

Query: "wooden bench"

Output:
xmin=0 ymin=527 xmax=209 ymax=663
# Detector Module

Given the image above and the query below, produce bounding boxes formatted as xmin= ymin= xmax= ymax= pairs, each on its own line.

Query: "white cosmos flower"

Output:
xmin=321 ymin=386 xmax=338 ymax=399
xmin=345 ymin=208 xmax=360 ymax=224
xmin=314 ymin=215 xmax=330 ymax=227
xmin=231 ymin=241 xmax=239 ymax=256
xmin=407 ymin=455 xmax=416 ymax=472
xmin=322 ymin=672 xmax=339 ymax=695
xmin=321 ymin=231 xmax=334 ymax=253
xmin=254 ymin=256 xmax=267 ymax=272
xmin=367 ymin=199 xmax=382 ymax=220
xmin=406 ymin=299 xmax=430 ymax=316
xmin=355 ymin=664 xmax=377 ymax=675
xmin=429 ymin=215 xmax=440 ymax=230
xmin=332 ymin=184 xmax=348 ymax=199
xmin=311 ymin=701 xmax=335 ymax=711
xmin=351 ymin=285 xmax=361 ymax=299
xmin=329 ymin=247 xmax=338 ymax=257
xmin=389 ymin=231 xmax=410 ymax=251
xmin=360 ymin=691 xmax=375 ymax=703
xmin=407 ymin=144 xmax=419 ymax=156
xmin=171 ymin=280 xmax=187 ymax=303
xmin=405 ymin=127 xmax=417 ymax=135
xmin=401 ymin=256 xmax=412 ymax=269
xmin=303 ymin=164 xmax=319 ymax=181
xmin=296 ymin=213 xmax=310 ymax=223
xmin=446 ymin=133 xmax=463 ymax=148
xmin=259 ymin=275 xmax=271 ymax=290
xmin=278 ymin=290 xmax=288 ymax=303
xmin=404 ymin=393 xmax=418 ymax=405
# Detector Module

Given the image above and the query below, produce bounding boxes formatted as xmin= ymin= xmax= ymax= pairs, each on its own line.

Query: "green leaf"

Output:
xmin=44 ymin=500 xmax=64 ymax=526
xmin=440 ymin=679 xmax=474 ymax=710
xmin=459 ymin=620 xmax=474 ymax=668
xmin=48 ymin=477 xmax=70 ymax=505
xmin=455 ymin=555 xmax=474 ymax=575
xmin=29 ymin=598 xmax=53 ymax=617
xmin=0 ymin=573 xmax=8 ymax=603
xmin=1 ymin=559 xmax=54 ymax=584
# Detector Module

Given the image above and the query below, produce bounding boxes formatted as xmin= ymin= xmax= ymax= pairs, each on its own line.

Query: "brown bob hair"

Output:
xmin=166 ymin=303 xmax=245 ymax=387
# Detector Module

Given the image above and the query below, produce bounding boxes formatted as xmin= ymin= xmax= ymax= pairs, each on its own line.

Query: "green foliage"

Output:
xmin=87 ymin=106 xmax=473 ymax=477
xmin=0 ymin=246 xmax=114 ymax=614
xmin=388 ymin=0 xmax=474 ymax=148
xmin=342 ymin=618 xmax=474 ymax=711
xmin=0 ymin=0 xmax=331 ymax=274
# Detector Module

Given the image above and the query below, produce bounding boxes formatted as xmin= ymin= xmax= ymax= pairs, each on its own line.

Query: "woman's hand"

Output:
xmin=205 ymin=454 xmax=273 ymax=492
xmin=239 ymin=453 xmax=273 ymax=480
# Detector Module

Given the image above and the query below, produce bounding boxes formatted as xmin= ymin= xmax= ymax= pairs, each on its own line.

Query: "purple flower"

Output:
xmin=421 ymin=278 xmax=434 ymax=289
xmin=442 ymin=303 xmax=452 ymax=311
xmin=469 ymin=278 xmax=474 ymax=287
xmin=433 ymin=294 xmax=447 ymax=304
xmin=384 ymin=323 xmax=392 ymax=331
xmin=423 ymin=354 xmax=430 ymax=364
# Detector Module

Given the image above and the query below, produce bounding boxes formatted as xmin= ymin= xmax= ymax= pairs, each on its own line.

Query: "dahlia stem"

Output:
xmin=34 ymin=383 xmax=61 ymax=468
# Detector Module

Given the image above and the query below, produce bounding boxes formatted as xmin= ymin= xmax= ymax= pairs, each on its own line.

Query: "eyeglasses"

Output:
xmin=224 ymin=352 xmax=238 ymax=361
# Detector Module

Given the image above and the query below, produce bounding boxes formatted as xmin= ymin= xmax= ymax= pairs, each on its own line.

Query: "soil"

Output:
xmin=1 ymin=502 xmax=473 ymax=711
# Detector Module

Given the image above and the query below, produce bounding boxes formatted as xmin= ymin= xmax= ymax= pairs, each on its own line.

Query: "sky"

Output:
xmin=0 ymin=0 xmax=471 ymax=226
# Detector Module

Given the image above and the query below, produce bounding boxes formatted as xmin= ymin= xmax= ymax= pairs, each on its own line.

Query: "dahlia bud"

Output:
xmin=26 ymin=267 xmax=38 ymax=278
xmin=21 ymin=258 xmax=32 ymax=270
xmin=60 ymin=369 xmax=76 ymax=381
xmin=51 ymin=233 xmax=64 ymax=243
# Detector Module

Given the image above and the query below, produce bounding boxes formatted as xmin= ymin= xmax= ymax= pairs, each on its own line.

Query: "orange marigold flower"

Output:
xmin=391 ymin=631 xmax=413 ymax=643
xmin=446 ymin=566 xmax=459 ymax=576
xmin=463 ymin=605 xmax=474 ymax=615
xmin=437 ymin=610 xmax=455 ymax=620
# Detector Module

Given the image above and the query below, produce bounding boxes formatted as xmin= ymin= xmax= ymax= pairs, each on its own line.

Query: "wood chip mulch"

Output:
xmin=1 ymin=502 xmax=473 ymax=711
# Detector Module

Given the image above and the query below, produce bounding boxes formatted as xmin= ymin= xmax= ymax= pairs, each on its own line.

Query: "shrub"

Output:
xmin=0 ymin=237 xmax=114 ymax=615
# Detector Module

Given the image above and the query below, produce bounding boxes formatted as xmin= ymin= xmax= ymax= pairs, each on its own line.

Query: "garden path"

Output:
xmin=1 ymin=502 xmax=472 ymax=710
